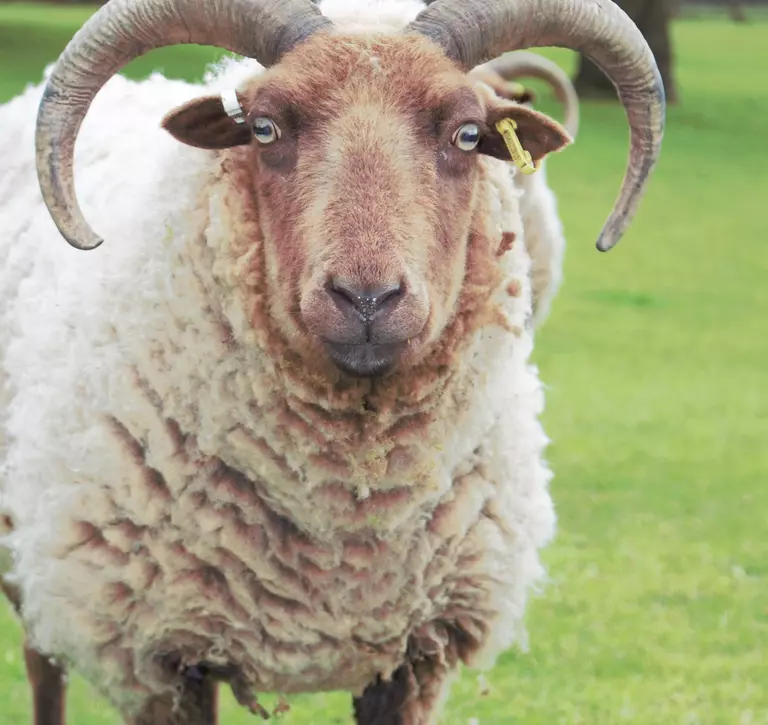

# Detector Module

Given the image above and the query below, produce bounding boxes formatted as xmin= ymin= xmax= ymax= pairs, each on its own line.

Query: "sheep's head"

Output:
xmin=159 ymin=35 xmax=570 ymax=377
xmin=35 ymin=0 xmax=665 ymax=374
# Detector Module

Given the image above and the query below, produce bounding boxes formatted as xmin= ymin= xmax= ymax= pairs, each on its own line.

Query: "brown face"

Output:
xmin=163 ymin=33 xmax=570 ymax=379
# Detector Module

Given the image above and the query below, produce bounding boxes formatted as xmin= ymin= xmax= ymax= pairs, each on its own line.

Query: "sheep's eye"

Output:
xmin=451 ymin=123 xmax=481 ymax=152
xmin=252 ymin=117 xmax=280 ymax=144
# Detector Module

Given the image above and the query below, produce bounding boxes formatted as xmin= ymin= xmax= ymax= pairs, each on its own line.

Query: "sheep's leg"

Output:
xmin=126 ymin=675 xmax=218 ymax=725
xmin=353 ymin=664 xmax=411 ymax=725
xmin=23 ymin=643 xmax=67 ymax=725
xmin=1 ymin=579 xmax=68 ymax=725
xmin=352 ymin=651 xmax=453 ymax=725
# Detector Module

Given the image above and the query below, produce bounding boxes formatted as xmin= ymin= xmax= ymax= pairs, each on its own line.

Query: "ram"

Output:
xmin=0 ymin=0 xmax=664 ymax=723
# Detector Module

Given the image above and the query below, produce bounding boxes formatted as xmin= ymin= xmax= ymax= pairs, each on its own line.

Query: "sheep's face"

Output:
xmin=163 ymin=34 xmax=570 ymax=379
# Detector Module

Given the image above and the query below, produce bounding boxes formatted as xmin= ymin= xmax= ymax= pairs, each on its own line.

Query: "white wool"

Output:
xmin=0 ymin=0 xmax=563 ymax=716
xmin=516 ymin=162 xmax=567 ymax=326
xmin=318 ymin=0 xmax=428 ymax=32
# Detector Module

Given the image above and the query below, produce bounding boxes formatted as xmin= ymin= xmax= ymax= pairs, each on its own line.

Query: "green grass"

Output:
xmin=2 ymin=3 xmax=767 ymax=723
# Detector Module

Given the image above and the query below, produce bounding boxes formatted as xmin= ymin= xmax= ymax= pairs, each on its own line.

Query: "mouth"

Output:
xmin=324 ymin=341 xmax=406 ymax=378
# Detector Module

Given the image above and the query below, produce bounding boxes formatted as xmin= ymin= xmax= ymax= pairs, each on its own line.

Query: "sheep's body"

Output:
xmin=1 ymin=0 xmax=561 ymax=718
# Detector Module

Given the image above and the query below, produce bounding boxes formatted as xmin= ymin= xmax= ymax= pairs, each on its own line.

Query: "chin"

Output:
xmin=324 ymin=341 xmax=406 ymax=379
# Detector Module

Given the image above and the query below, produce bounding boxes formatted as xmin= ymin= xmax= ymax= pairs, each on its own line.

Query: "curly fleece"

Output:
xmin=0 ymin=0 xmax=558 ymax=716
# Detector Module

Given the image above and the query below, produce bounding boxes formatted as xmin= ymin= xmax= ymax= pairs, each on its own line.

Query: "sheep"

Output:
xmin=0 ymin=0 xmax=665 ymax=723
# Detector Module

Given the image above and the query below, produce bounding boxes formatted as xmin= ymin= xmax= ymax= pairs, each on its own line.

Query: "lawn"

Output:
xmin=1 ymin=3 xmax=767 ymax=724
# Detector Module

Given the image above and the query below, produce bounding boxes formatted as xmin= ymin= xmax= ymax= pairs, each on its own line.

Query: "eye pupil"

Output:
xmin=453 ymin=123 xmax=480 ymax=151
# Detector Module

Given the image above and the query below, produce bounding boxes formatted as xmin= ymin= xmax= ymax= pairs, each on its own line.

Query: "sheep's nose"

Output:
xmin=328 ymin=279 xmax=403 ymax=320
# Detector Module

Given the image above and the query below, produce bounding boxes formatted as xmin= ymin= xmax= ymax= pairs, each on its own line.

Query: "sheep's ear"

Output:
xmin=161 ymin=95 xmax=252 ymax=150
xmin=479 ymin=103 xmax=572 ymax=164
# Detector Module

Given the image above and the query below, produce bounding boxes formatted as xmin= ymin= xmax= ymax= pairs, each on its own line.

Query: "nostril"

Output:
xmin=362 ymin=283 xmax=402 ymax=314
xmin=328 ymin=278 xmax=403 ymax=318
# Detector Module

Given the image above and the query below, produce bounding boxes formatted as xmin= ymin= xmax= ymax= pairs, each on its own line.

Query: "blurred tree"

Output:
xmin=573 ymin=0 xmax=678 ymax=104
xmin=728 ymin=0 xmax=748 ymax=21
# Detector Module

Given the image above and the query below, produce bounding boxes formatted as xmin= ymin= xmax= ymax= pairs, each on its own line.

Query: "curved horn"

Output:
xmin=479 ymin=52 xmax=580 ymax=138
xmin=407 ymin=0 xmax=665 ymax=252
xmin=36 ymin=0 xmax=333 ymax=251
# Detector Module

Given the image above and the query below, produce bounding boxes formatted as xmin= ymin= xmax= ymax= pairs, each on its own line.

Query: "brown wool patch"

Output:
xmin=307 ymin=452 xmax=352 ymax=478
xmin=490 ymin=308 xmax=520 ymax=335
xmin=215 ymin=318 xmax=237 ymax=351
xmin=104 ymin=582 xmax=134 ymax=605
xmin=496 ymin=231 xmax=516 ymax=257
xmin=276 ymin=405 xmax=329 ymax=447
xmin=78 ymin=529 xmax=131 ymax=568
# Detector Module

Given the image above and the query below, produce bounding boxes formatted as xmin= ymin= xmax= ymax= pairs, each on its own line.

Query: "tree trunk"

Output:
xmin=728 ymin=0 xmax=748 ymax=23
xmin=574 ymin=0 xmax=678 ymax=104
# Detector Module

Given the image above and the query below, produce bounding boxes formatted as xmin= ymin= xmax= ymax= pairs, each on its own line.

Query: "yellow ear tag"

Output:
xmin=494 ymin=118 xmax=536 ymax=175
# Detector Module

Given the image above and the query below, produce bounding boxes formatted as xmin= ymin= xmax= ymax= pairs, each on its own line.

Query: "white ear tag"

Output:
xmin=221 ymin=89 xmax=246 ymax=124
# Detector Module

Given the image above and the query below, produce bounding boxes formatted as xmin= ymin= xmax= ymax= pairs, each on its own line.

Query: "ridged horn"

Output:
xmin=478 ymin=52 xmax=580 ymax=138
xmin=407 ymin=0 xmax=665 ymax=251
xmin=36 ymin=0 xmax=333 ymax=251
